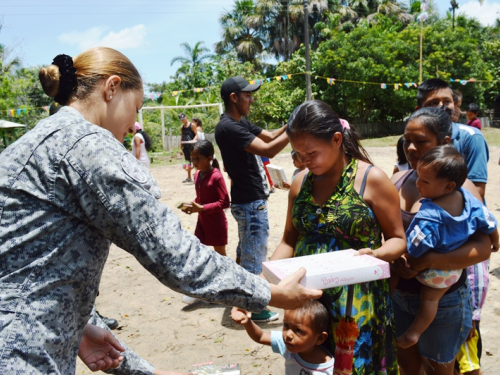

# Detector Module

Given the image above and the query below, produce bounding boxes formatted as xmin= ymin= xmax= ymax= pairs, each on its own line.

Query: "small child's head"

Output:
xmin=465 ymin=103 xmax=479 ymax=121
xmin=192 ymin=140 xmax=219 ymax=171
xmin=282 ymin=299 xmax=330 ymax=354
xmin=291 ymin=150 xmax=305 ymax=170
xmin=416 ymin=145 xmax=467 ymax=199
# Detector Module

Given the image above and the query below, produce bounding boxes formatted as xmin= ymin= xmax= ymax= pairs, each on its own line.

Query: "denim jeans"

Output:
xmin=393 ymin=283 xmax=473 ymax=363
xmin=231 ymin=200 xmax=269 ymax=275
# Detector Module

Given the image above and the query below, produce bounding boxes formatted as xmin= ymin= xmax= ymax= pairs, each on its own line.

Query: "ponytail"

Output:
xmin=138 ymin=130 xmax=152 ymax=151
xmin=192 ymin=140 xmax=219 ymax=169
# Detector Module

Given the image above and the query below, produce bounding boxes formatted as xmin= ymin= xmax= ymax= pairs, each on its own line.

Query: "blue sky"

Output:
xmin=1 ymin=0 xmax=499 ymax=86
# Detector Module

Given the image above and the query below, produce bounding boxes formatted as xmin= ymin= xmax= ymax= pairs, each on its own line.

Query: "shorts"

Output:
xmin=393 ymin=283 xmax=472 ymax=363
xmin=182 ymin=145 xmax=192 ymax=161
xmin=417 ymin=268 xmax=462 ymax=289
xmin=455 ymin=322 xmax=482 ymax=373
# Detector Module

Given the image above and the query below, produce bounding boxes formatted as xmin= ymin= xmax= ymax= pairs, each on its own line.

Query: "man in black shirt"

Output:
xmin=215 ymin=76 xmax=289 ymax=322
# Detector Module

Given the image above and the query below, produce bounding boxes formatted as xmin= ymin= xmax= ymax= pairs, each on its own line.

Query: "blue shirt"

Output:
xmin=451 ymin=122 xmax=489 ymax=183
xmin=407 ymin=188 xmax=497 ymax=258
xmin=270 ymin=331 xmax=334 ymax=375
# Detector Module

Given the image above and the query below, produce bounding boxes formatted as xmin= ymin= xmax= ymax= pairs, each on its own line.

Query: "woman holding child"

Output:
xmin=271 ymin=100 xmax=407 ymax=374
xmin=391 ymin=107 xmax=493 ymax=375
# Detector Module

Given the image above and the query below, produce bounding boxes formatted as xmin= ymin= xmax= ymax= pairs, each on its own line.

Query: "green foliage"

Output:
xmin=311 ymin=16 xmax=493 ymax=122
xmin=0 ymin=66 xmax=52 ymax=128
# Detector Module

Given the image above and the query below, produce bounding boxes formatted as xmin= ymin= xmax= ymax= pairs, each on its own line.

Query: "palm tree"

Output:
xmin=0 ymin=43 xmax=21 ymax=74
xmin=215 ymin=0 xmax=265 ymax=64
xmin=170 ymin=41 xmax=213 ymax=76
xmin=254 ymin=0 xmax=329 ymax=60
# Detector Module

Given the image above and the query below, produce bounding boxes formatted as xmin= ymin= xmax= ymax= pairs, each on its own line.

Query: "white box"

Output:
xmin=266 ymin=164 xmax=288 ymax=188
xmin=191 ymin=363 xmax=240 ymax=374
xmin=262 ymin=250 xmax=390 ymax=289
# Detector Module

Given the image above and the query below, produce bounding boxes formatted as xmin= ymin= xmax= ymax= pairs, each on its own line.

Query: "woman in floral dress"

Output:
xmin=271 ymin=100 xmax=407 ymax=374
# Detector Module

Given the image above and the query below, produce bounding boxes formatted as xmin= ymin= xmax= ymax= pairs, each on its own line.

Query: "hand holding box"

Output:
xmin=262 ymin=249 xmax=390 ymax=289
xmin=266 ymin=164 xmax=288 ymax=188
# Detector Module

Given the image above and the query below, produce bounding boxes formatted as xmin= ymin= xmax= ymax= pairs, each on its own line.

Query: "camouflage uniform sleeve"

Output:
xmin=87 ymin=307 xmax=155 ymax=375
xmin=60 ymin=133 xmax=270 ymax=313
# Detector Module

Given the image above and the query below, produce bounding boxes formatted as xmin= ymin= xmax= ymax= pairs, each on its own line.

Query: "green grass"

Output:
xmin=361 ymin=134 xmax=402 ymax=148
xmin=482 ymin=127 xmax=500 ymax=145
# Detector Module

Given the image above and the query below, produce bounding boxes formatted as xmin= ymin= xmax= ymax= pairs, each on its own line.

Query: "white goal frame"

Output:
xmin=138 ymin=103 xmax=223 ymax=151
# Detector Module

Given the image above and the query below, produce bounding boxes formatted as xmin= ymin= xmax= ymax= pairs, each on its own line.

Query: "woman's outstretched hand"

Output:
xmin=268 ymin=267 xmax=322 ymax=310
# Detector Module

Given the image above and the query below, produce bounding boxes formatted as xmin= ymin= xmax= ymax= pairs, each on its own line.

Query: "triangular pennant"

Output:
xmin=276 ymin=76 xmax=282 ymax=81
xmin=266 ymin=78 xmax=271 ymax=82
xmin=287 ymin=74 xmax=292 ymax=79
xmin=381 ymin=83 xmax=387 ymax=89
xmin=394 ymin=84 xmax=399 ymax=90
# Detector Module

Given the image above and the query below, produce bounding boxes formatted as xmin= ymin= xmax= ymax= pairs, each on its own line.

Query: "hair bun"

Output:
xmin=51 ymin=54 xmax=77 ymax=105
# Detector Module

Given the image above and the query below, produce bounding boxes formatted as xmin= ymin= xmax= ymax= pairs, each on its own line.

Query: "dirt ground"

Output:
xmin=76 ymin=145 xmax=500 ymax=375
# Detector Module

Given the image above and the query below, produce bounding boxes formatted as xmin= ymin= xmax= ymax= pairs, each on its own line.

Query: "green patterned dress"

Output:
xmin=292 ymin=159 xmax=398 ymax=374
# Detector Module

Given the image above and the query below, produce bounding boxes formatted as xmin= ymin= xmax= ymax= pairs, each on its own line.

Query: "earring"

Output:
xmin=109 ymin=96 xmax=113 ymax=100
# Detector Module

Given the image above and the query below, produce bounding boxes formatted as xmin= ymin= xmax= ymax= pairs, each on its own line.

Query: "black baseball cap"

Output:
xmin=220 ymin=76 xmax=261 ymax=99
xmin=179 ymin=113 xmax=186 ymax=120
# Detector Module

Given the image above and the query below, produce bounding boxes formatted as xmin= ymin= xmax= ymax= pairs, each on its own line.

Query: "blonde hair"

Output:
xmin=39 ymin=47 xmax=142 ymax=105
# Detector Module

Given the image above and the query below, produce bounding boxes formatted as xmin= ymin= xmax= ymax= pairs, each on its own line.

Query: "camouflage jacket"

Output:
xmin=0 ymin=106 xmax=270 ymax=374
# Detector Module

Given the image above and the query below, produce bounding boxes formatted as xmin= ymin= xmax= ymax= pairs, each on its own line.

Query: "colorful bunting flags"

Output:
xmin=381 ymin=83 xmax=387 ymax=89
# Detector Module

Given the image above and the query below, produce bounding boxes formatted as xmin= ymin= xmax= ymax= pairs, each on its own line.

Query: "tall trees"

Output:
xmin=170 ymin=41 xmax=213 ymax=87
xmin=215 ymin=0 xmax=265 ymax=65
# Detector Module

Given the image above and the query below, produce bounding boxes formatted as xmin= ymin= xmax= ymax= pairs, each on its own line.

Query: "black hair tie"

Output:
xmin=52 ymin=54 xmax=77 ymax=105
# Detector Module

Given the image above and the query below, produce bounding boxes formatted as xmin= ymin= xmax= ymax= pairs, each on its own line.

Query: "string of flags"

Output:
xmin=4 ymin=106 xmax=50 ymax=117
xmin=3 ymin=76 xmax=493 ymax=115
xmin=450 ymin=78 xmax=476 ymax=85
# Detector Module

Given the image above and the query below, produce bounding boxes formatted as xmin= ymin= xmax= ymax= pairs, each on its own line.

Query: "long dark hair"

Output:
xmin=192 ymin=140 xmax=220 ymax=170
xmin=396 ymin=136 xmax=408 ymax=165
xmin=137 ymin=129 xmax=152 ymax=151
xmin=286 ymin=100 xmax=372 ymax=164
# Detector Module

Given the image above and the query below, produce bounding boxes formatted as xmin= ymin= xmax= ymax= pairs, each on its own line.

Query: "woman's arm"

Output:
xmin=408 ymin=231 xmax=491 ymax=271
xmin=270 ymin=170 xmax=305 ymax=261
xmin=133 ymin=135 xmax=141 ymax=160
xmin=361 ymin=166 xmax=407 ymax=261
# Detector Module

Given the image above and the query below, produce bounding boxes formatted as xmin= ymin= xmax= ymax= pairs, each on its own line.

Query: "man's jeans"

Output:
xmin=231 ymin=199 xmax=269 ymax=275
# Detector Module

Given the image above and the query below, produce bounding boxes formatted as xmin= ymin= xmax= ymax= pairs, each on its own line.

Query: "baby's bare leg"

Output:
xmin=397 ymin=285 xmax=450 ymax=349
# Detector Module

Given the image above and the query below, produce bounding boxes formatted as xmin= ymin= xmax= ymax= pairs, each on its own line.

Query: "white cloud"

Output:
xmin=459 ymin=0 xmax=500 ymax=26
xmin=58 ymin=24 xmax=147 ymax=51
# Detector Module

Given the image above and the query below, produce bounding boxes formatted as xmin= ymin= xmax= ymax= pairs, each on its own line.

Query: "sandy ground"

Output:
xmin=76 ymin=145 xmax=500 ymax=375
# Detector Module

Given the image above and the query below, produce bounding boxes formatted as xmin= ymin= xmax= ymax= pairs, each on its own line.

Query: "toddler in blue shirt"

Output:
xmin=397 ymin=145 xmax=499 ymax=349
xmin=231 ymin=299 xmax=334 ymax=374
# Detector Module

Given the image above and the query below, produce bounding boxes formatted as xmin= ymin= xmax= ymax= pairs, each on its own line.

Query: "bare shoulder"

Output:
xmin=358 ymin=161 xmax=391 ymax=186
xmin=289 ymin=169 xmax=308 ymax=201
xmin=390 ymin=170 xmax=407 ymax=183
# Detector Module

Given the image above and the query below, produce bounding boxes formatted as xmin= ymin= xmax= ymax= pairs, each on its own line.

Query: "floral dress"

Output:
xmin=292 ymin=158 xmax=398 ymax=375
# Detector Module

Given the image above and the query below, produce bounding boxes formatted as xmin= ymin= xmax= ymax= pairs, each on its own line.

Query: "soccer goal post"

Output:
xmin=138 ymin=103 xmax=223 ymax=151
